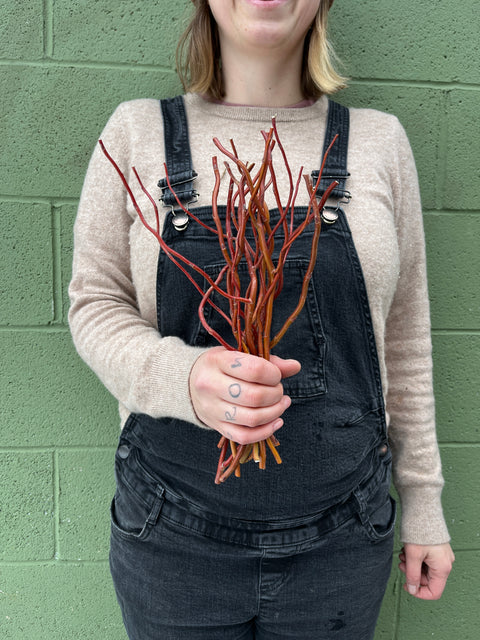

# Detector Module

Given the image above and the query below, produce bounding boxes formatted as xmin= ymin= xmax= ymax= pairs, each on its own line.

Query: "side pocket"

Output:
xmin=111 ymin=449 xmax=165 ymax=542
xmin=359 ymin=492 xmax=397 ymax=543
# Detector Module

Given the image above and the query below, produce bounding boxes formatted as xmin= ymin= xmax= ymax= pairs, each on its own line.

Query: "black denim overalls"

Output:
xmin=110 ymin=97 xmax=396 ymax=640
xmin=117 ymin=96 xmax=392 ymax=520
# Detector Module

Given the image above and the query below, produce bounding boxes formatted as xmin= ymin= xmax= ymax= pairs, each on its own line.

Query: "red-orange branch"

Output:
xmin=99 ymin=119 xmax=338 ymax=483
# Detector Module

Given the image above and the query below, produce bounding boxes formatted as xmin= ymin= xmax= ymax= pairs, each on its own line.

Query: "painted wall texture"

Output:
xmin=0 ymin=1 xmax=478 ymax=638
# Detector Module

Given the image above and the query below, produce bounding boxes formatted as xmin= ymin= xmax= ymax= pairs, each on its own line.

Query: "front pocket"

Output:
xmin=362 ymin=494 xmax=397 ymax=543
xmin=111 ymin=448 xmax=165 ymax=542
xmin=194 ymin=258 xmax=326 ymax=398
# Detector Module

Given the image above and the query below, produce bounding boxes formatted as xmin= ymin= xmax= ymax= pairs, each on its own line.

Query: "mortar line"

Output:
xmin=1 ymin=547 xmax=476 ymax=569
xmin=1 ymin=325 xmax=478 ymax=335
xmin=43 ymin=0 xmax=54 ymax=58
xmin=53 ymin=449 xmax=60 ymax=560
xmin=0 ymin=194 xmax=79 ymax=205
xmin=3 ymin=200 xmax=480 ymax=215
xmin=0 ymin=559 xmax=111 ymax=567
xmin=0 ymin=58 xmax=173 ymax=73
xmin=0 ymin=446 xmax=117 ymax=453
xmin=0 ymin=325 xmax=68 ymax=333
xmin=349 ymin=78 xmax=480 ymax=91
xmin=438 ymin=442 xmax=480 ymax=448
xmin=6 ymin=442 xmax=473 ymax=451
xmin=431 ymin=328 xmax=480 ymax=335
xmin=0 ymin=57 xmax=479 ymax=90
xmin=424 ymin=209 xmax=480 ymax=215
xmin=51 ymin=204 xmax=63 ymax=324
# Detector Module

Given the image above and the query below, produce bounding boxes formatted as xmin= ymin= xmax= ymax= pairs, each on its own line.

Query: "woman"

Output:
xmin=69 ymin=1 xmax=454 ymax=638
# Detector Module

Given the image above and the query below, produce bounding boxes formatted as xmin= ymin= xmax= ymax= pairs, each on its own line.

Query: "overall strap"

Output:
xmin=157 ymin=96 xmax=198 ymax=208
xmin=311 ymin=99 xmax=351 ymax=202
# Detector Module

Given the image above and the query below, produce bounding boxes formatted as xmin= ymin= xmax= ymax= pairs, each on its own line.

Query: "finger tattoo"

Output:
xmin=231 ymin=357 xmax=244 ymax=369
xmin=228 ymin=383 xmax=241 ymax=398
xmin=225 ymin=407 xmax=237 ymax=422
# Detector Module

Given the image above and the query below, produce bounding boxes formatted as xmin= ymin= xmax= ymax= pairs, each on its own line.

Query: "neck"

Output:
xmin=220 ymin=48 xmax=305 ymax=108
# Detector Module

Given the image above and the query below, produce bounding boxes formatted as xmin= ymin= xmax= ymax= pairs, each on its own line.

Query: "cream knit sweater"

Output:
xmin=69 ymin=93 xmax=450 ymax=544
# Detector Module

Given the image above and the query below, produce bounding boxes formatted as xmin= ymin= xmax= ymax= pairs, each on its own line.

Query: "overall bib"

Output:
xmin=109 ymin=97 xmax=396 ymax=640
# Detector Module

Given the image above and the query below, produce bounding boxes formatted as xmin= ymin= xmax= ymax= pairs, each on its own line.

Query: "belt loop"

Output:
xmin=147 ymin=486 xmax=165 ymax=526
xmin=353 ymin=488 xmax=368 ymax=525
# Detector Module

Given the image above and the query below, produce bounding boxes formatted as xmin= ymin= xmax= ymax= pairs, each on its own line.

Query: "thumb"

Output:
xmin=269 ymin=355 xmax=301 ymax=379
xmin=403 ymin=544 xmax=425 ymax=596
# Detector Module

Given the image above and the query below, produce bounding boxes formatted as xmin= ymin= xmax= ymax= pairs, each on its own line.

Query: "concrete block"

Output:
xmin=396 ymin=551 xmax=478 ymax=639
xmin=432 ymin=334 xmax=480 ymax=443
xmin=0 ymin=201 xmax=54 ymax=325
xmin=440 ymin=447 xmax=480 ymax=549
xmin=336 ymin=85 xmax=443 ymax=209
xmin=58 ymin=449 xmax=115 ymax=561
xmin=444 ymin=90 xmax=480 ymax=211
xmin=0 ymin=0 xmax=44 ymax=59
xmin=0 ymin=331 xmax=119 ymax=448
xmin=0 ymin=452 xmax=54 ymax=561
xmin=425 ymin=213 xmax=480 ymax=330
xmin=330 ymin=0 xmax=480 ymax=85
xmin=0 ymin=563 xmax=127 ymax=639
xmin=0 ymin=65 xmax=182 ymax=199
xmin=52 ymin=0 xmax=191 ymax=68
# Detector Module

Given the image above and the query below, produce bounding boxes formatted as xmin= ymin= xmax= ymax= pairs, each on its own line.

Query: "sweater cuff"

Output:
xmin=398 ymin=485 xmax=451 ymax=545
xmin=128 ymin=337 xmax=210 ymax=428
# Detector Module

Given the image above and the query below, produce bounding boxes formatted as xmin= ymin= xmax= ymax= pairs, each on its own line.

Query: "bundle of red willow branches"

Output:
xmin=100 ymin=119 xmax=338 ymax=484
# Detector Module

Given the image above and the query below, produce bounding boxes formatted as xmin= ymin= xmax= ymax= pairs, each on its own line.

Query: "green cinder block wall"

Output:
xmin=1 ymin=1 xmax=478 ymax=637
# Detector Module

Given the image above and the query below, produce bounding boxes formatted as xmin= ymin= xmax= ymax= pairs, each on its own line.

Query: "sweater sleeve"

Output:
xmin=384 ymin=119 xmax=450 ymax=544
xmin=68 ymin=103 xmax=208 ymax=426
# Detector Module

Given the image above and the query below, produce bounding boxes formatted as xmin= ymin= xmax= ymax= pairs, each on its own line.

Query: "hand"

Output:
xmin=399 ymin=542 xmax=455 ymax=600
xmin=189 ymin=346 xmax=301 ymax=444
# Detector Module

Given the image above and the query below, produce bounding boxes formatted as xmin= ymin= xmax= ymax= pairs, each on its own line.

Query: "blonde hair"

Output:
xmin=176 ymin=0 xmax=347 ymax=100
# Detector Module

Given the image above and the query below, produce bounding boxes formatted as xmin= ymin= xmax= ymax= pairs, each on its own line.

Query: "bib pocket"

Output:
xmin=194 ymin=258 xmax=326 ymax=399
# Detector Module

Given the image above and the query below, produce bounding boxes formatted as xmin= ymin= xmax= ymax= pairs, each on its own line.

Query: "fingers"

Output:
xmin=196 ymin=351 xmax=286 ymax=408
xmin=189 ymin=348 xmax=296 ymax=442
xmin=269 ymin=354 xmax=302 ymax=379
xmin=214 ymin=394 xmax=291 ymax=442
xmin=217 ymin=350 xmax=284 ymax=386
xmin=215 ymin=349 xmax=301 ymax=385
xmin=216 ymin=416 xmax=285 ymax=446
xmin=399 ymin=543 xmax=455 ymax=601
xmin=218 ymin=373 xmax=284 ymax=408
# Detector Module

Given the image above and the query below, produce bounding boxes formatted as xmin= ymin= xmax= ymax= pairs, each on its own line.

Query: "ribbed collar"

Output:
xmin=185 ymin=92 xmax=329 ymax=123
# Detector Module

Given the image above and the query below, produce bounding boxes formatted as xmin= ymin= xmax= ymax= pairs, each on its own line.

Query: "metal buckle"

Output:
xmin=338 ymin=190 xmax=352 ymax=205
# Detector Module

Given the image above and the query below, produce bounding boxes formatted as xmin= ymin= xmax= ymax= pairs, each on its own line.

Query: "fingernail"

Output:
xmin=273 ymin=419 xmax=283 ymax=431
xmin=407 ymin=584 xmax=417 ymax=595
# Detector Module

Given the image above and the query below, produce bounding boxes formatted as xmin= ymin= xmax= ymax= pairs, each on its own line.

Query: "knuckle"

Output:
xmin=250 ymin=357 xmax=279 ymax=382
xmin=241 ymin=409 xmax=260 ymax=427
xmin=245 ymin=385 xmax=282 ymax=408
xmin=195 ymin=372 xmax=211 ymax=393
xmin=243 ymin=386 xmax=265 ymax=408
